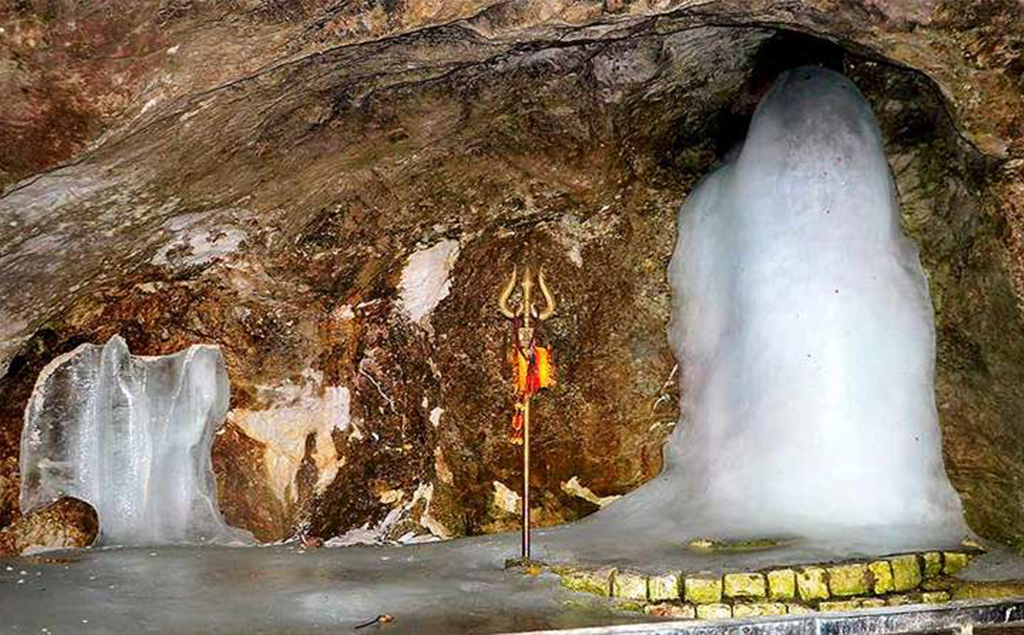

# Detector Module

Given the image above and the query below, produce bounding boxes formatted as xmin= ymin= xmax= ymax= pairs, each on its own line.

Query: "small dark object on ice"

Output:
xmin=354 ymin=614 xmax=394 ymax=630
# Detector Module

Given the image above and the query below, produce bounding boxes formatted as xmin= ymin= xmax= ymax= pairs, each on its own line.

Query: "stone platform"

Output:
xmin=519 ymin=550 xmax=983 ymax=620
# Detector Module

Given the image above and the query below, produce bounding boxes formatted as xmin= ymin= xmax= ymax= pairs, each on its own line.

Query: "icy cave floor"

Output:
xmin=0 ymin=536 xmax=644 ymax=635
xmin=2 ymin=533 xmax=1023 ymax=635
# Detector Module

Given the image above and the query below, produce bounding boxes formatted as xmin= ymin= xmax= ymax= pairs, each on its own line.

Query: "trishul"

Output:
xmin=498 ymin=266 xmax=556 ymax=332
xmin=498 ymin=265 xmax=555 ymax=560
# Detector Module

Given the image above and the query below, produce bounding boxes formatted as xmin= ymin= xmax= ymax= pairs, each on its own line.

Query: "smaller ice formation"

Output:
xmin=20 ymin=335 xmax=250 ymax=546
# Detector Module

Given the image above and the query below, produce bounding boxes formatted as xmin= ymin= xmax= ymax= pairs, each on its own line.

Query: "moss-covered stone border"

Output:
xmin=525 ymin=550 xmax=988 ymax=620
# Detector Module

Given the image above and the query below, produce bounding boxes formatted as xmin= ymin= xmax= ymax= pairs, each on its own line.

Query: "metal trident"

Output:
xmin=498 ymin=265 xmax=555 ymax=560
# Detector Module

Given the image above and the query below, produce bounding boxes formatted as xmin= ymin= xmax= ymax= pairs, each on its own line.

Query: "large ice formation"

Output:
xmin=544 ymin=67 xmax=969 ymax=558
xmin=20 ymin=335 xmax=250 ymax=546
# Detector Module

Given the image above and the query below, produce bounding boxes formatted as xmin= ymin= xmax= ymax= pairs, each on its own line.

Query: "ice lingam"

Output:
xmin=545 ymin=67 xmax=970 ymax=561
xmin=19 ymin=335 xmax=250 ymax=546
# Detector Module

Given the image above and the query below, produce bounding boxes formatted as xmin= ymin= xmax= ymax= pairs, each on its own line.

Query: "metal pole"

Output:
xmin=522 ymin=395 xmax=531 ymax=560
xmin=520 ymin=267 xmax=533 ymax=561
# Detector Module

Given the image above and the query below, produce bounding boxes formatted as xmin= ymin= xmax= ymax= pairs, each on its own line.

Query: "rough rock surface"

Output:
xmin=0 ymin=497 xmax=97 ymax=556
xmin=1 ymin=1 xmax=1023 ymax=546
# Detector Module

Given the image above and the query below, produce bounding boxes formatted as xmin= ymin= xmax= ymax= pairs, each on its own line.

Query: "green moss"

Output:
xmin=685 ymin=576 xmax=723 ymax=604
xmin=943 ymin=552 xmax=970 ymax=575
xmin=920 ymin=591 xmax=951 ymax=603
xmin=723 ymin=572 xmax=766 ymax=599
xmin=733 ymin=602 xmax=787 ymax=617
xmin=887 ymin=594 xmax=915 ymax=606
xmin=828 ymin=564 xmax=870 ymax=597
xmin=869 ymin=560 xmax=894 ymax=594
xmin=648 ymin=572 xmax=682 ymax=601
xmin=613 ymin=599 xmax=646 ymax=613
xmin=688 ymin=538 xmax=717 ymax=550
xmin=560 ymin=567 xmax=613 ymax=596
xmin=921 ymin=576 xmax=954 ymax=591
xmin=612 ymin=571 xmax=648 ymax=601
xmin=890 ymin=555 xmax=922 ymax=592
xmin=767 ymin=569 xmax=796 ymax=600
xmin=688 ymin=537 xmax=788 ymax=553
xmin=695 ymin=603 xmax=732 ymax=620
xmin=505 ymin=557 xmax=545 ymax=570
xmin=950 ymin=579 xmax=1024 ymax=601
xmin=861 ymin=598 xmax=887 ymax=608
xmin=922 ymin=552 xmax=943 ymax=577
xmin=796 ymin=568 xmax=829 ymax=601
xmin=819 ymin=599 xmax=861 ymax=612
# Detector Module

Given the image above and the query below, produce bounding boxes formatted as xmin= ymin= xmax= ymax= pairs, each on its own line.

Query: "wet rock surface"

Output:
xmin=0 ymin=1 xmax=1022 ymax=548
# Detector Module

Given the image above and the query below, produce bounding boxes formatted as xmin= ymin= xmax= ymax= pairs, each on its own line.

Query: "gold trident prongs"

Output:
xmin=497 ymin=264 xmax=556 ymax=561
xmin=499 ymin=266 xmax=556 ymax=322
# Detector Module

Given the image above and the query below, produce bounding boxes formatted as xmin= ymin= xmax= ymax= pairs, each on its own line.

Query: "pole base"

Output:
xmin=504 ymin=557 xmax=546 ymax=571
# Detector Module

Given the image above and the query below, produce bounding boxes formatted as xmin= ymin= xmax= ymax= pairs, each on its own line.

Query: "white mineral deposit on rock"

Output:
xmin=19 ymin=335 xmax=250 ymax=546
xmin=399 ymin=239 xmax=460 ymax=324
xmin=228 ymin=370 xmax=350 ymax=506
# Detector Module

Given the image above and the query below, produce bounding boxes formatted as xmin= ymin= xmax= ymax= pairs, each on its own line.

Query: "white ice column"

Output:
xmin=660 ymin=66 xmax=968 ymax=546
xmin=20 ymin=335 xmax=250 ymax=546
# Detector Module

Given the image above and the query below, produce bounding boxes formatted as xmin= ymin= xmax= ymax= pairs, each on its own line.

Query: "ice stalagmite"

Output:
xmin=20 ymin=335 xmax=250 ymax=546
xmin=545 ymin=67 xmax=969 ymax=558
xmin=660 ymin=66 xmax=969 ymax=548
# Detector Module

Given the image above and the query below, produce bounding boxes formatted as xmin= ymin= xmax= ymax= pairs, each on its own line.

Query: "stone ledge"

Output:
xmin=538 ymin=549 xmax=984 ymax=621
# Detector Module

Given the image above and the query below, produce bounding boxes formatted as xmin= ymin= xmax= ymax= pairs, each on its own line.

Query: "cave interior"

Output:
xmin=1 ymin=2 xmax=1023 ymax=634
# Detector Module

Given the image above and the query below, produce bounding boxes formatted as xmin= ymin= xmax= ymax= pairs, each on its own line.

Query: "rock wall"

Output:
xmin=1 ymin=1 xmax=1023 ymax=546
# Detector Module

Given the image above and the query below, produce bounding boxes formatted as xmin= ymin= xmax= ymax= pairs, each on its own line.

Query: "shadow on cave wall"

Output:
xmin=0 ymin=14 xmax=1022 ymax=551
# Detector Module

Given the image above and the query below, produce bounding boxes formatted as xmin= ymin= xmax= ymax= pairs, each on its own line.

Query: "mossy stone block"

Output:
xmin=645 ymin=603 xmax=695 ymax=618
xmin=685 ymin=576 xmax=723 ymax=604
xmin=560 ymin=567 xmax=613 ymax=596
xmin=861 ymin=598 xmax=886 ymax=608
xmin=796 ymin=568 xmax=829 ymax=601
xmin=828 ymin=563 xmax=870 ymax=597
xmin=733 ymin=602 xmax=787 ymax=617
xmin=613 ymin=599 xmax=646 ymax=613
xmin=921 ymin=591 xmax=951 ymax=604
xmin=696 ymin=603 xmax=732 ymax=620
xmin=648 ymin=572 xmax=682 ymax=601
xmin=922 ymin=552 xmax=943 ymax=578
xmin=890 ymin=555 xmax=922 ymax=592
xmin=787 ymin=603 xmax=815 ymax=615
xmin=613 ymin=571 xmax=648 ymax=601
xmin=887 ymin=594 xmax=914 ymax=606
xmin=768 ymin=569 xmax=796 ymax=600
xmin=724 ymin=572 xmax=766 ymax=598
xmin=943 ymin=552 xmax=970 ymax=576
xmin=869 ymin=560 xmax=894 ymax=594
xmin=819 ymin=599 xmax=861 ymax=612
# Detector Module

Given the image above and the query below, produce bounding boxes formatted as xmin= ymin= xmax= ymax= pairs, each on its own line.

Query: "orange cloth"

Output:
xmin=508 ymin=343 xmax=555 ymax=444
xmin=513 ymin=349 xmax=530 ymax=394
xmin=509 ymin=411 xmax=524 ymax=445
xmin=536 ymin=345 xmax=555 ymax=388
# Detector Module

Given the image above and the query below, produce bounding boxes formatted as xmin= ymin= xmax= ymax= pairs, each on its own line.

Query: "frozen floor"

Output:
xmin=1 ymin=529 xmax=1003 ymax=635
xmin=0 ymin=535 xmax=647 ymax=635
